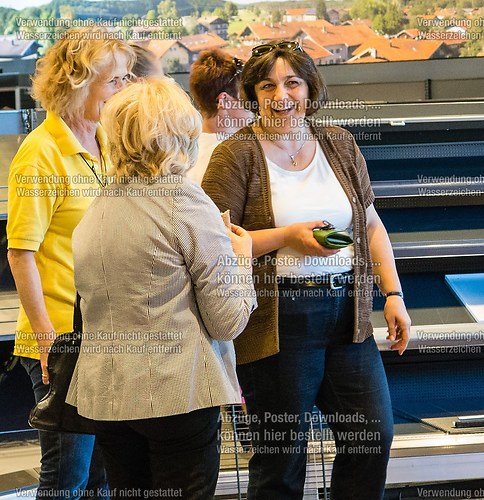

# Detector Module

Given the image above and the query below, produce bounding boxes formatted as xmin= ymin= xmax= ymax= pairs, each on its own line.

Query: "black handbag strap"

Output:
xmin=73 ymin=292 xmax=83 ymax=335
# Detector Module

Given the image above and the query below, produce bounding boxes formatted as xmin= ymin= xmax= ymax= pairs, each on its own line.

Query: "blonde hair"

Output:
xmin=31 ymin=27 xmax=135 ymax=122
xmin=101 ymin=78 xmax=202 ymax=178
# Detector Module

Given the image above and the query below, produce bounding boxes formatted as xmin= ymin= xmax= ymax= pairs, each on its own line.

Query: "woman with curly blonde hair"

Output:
xmin=7 ymin=27 xmax=135 ymax=500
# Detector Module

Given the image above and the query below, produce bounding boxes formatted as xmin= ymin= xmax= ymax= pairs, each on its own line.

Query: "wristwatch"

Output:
xmin=384 ymin=291 xmax=404 ymax=300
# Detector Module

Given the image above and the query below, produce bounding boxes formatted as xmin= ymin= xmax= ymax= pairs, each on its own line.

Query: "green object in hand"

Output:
xmin=313 ymin=224 xmax=353 ymax=249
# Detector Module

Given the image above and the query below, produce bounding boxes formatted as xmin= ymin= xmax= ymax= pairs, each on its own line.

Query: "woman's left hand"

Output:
xmin=229 ymin=223 xmax=253 ymax=259
xmin=384 ymin=296 xmax=411 ymax=355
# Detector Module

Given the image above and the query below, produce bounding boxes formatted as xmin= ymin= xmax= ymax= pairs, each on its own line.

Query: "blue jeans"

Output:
xmin=21 ymin=357 xmax=109 ymax=500
xmin=237 ymin=286 xmax=394 ymax=500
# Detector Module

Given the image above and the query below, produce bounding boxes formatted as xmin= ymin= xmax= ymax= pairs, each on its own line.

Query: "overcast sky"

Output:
xmin=1 ymin=0 xmax=52 ymax=8
xmin=0 ymin=0 xmax=274 ymax=10
xmin=0 ymin=0 xmax=271 ymax=9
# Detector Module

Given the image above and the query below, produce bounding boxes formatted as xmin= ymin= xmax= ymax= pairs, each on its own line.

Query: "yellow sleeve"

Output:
xmin=7 ymin=163 xmax=58 ymax=251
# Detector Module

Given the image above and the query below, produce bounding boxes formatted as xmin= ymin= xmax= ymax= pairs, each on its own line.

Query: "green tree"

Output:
xmin=165 ymin=58 xmax=183 ymax=73
xmin=35 ymin=7 xmax=58 ymax=51
xmin=351 ymin=0 xmax=386 ymax=19
xmin=351 ymin=0 xmax=405 ymax=34
xmin=213 ymin=6 xmax=229 ymax=21
xmin=225 ymin=1 xmax=238 ymax=18
xmin=271 ymin=9 xmax=283 ymax=24
xmin=192 ymin=0 xmax=204 ymax=17
xmin=22 ymin=7 xmax=42 ymax=18
xmin=157 ymin=0 xmax=178 ymax=19
xmin=0 ymin=7 xmax=17 ymax=34
xmin=146 ymin=9 xmax=157 ymax=20
xmin=188 ymin=22 xmax=199 ymax=35
xmin=372 ymin=13 xmax=384 ymax=32
xmin=410 ymin=2 xmax=429 ymax=16
xmin=460 ymin=24 xmax=484 ymax=56
xmin=381 ymin=2 xmax=405 ymax=34
xmin=59 ymin=5 xmax=75 ymax=21
xmin=316 ymin=0 xmax=329 ymax=21
xmin=460 ymin=41 xmax=482 ymax=57
xmin=157 ymin=1 xmax=187 ymax=36
xmin=188 ymin=0 xmax=214 ymax=17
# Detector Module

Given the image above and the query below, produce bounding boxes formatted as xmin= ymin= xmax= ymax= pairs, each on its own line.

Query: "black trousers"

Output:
xmin=93 ymin=406 xmax=221 ymax=500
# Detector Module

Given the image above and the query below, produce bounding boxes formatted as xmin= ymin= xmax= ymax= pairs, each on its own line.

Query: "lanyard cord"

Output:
xmin=78 ymin=152 xmax=106 ymax=188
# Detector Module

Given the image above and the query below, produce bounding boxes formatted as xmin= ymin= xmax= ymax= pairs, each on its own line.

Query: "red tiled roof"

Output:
xmin=434 ymin=8 xmax=458 ymax=17
xmin=300 ymin=39 xmax=332 ymax=60
xmin=302 ymin=23 xmax=376 ymax=48
xmin=242 ymin=22 xmax=304 ymax=40
xmin=242 ymin=20 xmax=333 ymax=41
xmin=238 ymin=21 xmax=377 ymax=57
xmin=341 ymin=19 xmax=373 ymax=27
xmin=146 ymin=40 xmax=178 ymax=59
xmin=179 ymin=33 xmax=228 ymax=53
xmin=395 ymin=29 xmax=420 ymax=38
xmin=197 ymin=16 xmax=226 ymax=25
xmin=224 ymin=45 xmax=253 ymax=63
xmin=348 ymin=36 xmax=445 ymax=62
xmin=304 ymin=19 xmax=340 ymax=30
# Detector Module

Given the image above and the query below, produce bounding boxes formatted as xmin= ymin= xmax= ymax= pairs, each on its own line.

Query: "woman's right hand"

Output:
xmin=39 ymin=333 xmax=55 ymax=384
xmin=284 ymin=220 xmax=341 ymax=257
xmin=7 ymin=249 xmax=56 ymax=384
xmin=229 ymin=224 xmax=253 ymax=259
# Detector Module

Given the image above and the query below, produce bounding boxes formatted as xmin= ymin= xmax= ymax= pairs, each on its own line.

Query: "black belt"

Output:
xmin=277 ymin=271 xmax=354 ymax=290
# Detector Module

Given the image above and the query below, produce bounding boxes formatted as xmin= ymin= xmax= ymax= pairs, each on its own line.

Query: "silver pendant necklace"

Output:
xmin=259 ymin=122 xmax=310 ymax=168
xmin=269 ymin=139 xmax=307 ymax=167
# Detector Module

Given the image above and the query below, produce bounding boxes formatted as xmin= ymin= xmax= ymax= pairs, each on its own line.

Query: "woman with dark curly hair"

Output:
xmin=203 ymin=40 xmax=411 ymax=500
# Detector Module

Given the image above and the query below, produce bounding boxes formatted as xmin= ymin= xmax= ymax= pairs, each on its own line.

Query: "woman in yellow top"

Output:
xmin=7 ymin=27 xmax=135 ymax=500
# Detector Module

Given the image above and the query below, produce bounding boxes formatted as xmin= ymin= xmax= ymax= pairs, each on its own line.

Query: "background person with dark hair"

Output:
xmin=188 ymin=48 xmax=252 ymax=185
xmin=130 ymin=44 xmax=163 ymax=79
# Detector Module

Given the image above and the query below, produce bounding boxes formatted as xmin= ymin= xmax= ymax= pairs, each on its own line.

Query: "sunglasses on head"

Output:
xmin=251 ymin=41 xmax=303 ymax=57
xmin=226 ymin=57 xmax=244 ymax=87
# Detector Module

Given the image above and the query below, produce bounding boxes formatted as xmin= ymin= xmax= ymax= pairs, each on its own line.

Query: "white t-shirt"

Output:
xmin=267 ymin=144 xmax=355 ymax=277
xmin=187 ymin=132 xmax=227 ymax=185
